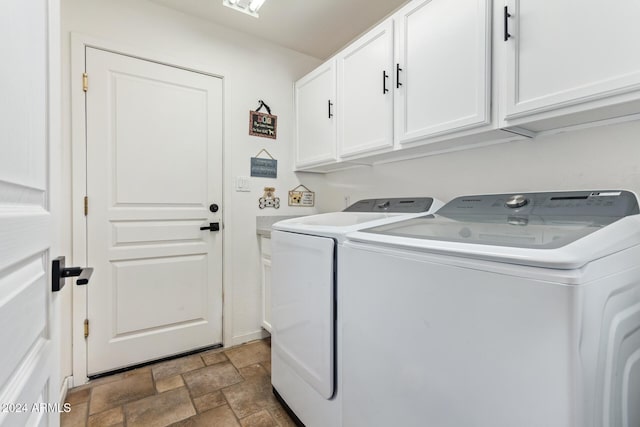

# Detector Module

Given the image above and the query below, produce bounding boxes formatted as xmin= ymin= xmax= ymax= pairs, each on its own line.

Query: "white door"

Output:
xmin=0 ymin=0 xmax=60 ymax=425
xmin=295 ymin=61 xmax=337 ymax=168
xmin=337 ymin=20 xmax=394 ymax=158
xmin=84 ymin=48 xmax=223 ymax=375
xmin=394 ymin=0 xmax=491 ymax=146
xmin=503 ymin=0 xmax=640 ymax=119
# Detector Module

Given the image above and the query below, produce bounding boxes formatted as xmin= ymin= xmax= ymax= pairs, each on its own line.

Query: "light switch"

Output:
xmin=235 ymin=176 xmax=251 ymax=192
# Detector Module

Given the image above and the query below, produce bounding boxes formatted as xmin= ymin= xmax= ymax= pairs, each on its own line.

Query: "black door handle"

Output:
xmin=328 ymin=100 xmax=333 ymax=118
xmin=396 ymin=64 xmax=403 ymax=88
xmin=200 ymin=222 xmax=220 ymax=232
xmin=52 ymin=256 xmax=94 ymax=292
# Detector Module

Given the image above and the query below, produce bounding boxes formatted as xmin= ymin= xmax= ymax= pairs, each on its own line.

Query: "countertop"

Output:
xmin=256 ymin=215 xmax=304 ymax=238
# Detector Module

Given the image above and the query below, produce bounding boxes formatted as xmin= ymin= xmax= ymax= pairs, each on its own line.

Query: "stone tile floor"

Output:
xmin=61 ymin=338 xmax=296 ymax=427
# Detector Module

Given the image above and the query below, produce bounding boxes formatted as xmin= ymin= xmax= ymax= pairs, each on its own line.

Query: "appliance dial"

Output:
xmin=505 ymin=194 xmax=529 ymax=209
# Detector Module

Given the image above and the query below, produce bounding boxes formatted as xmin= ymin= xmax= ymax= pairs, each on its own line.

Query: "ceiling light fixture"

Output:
xmin=223 ymin=0 xmax=267 ymax=18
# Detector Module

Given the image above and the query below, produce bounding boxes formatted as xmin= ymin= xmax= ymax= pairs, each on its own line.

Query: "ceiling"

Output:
xmin=149 ymin=0 xmax=409 ymax=59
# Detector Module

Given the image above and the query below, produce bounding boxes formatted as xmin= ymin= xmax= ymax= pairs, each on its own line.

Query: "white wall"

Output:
xmin=313 ymin=119 xmax=640 ymax=211
xmin=59 ymin=0 xmax=321 ymax=383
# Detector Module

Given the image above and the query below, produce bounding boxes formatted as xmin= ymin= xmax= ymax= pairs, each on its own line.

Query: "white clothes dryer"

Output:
xmin=340 ymin=190 xmax=640 ymax=427
xmin=270 ymin=197 xmax=443 ymax=427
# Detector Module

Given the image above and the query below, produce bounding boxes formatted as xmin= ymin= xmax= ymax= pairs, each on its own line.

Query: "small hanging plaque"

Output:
xmin=250 ymin=149 xmax=277 ymax=178
xmin=259 ymin=187 xmax=280 ymax=209
xmin=288 ymin=184 xmax=315 ymax=207
xmin=250 ymin=111 xmax=277 ymax=139
xmin=249 ymin=100 xmax=277 ymax=139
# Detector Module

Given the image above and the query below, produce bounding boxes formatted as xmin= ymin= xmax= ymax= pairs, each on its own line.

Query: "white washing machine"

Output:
xmin=270 ymin=197 xmax=444 ymax=427
xmin=340 ymin=190 xmax=640 ymax=427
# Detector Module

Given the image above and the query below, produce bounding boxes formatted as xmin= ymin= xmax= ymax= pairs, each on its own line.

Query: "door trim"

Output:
xmin=70 ymin=33 xmax=233 ymax=385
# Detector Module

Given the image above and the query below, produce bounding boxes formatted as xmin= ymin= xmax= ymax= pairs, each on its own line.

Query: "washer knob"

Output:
xmin=505 ymin=194 xmax=529 ymax=209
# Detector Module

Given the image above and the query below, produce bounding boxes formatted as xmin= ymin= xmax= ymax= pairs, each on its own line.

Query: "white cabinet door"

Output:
xmin=337 ymin=20 xmax=394 ymax=158
xmin=503 ymin=0 xmax=640 ymax=121
xmin=260 ymin=237 xmax=272 ymax=333
xmin=261 ymin=257 xmax=272 ymax=333
xmin=395 ymin=0 xmax=491 ymax=146
xmin=295 ymin=61 xmax=337 ymax=168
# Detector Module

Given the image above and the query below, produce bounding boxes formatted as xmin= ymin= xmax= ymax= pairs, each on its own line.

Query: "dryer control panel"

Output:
xmin=344 ymin=197 xmax=435 ymax=213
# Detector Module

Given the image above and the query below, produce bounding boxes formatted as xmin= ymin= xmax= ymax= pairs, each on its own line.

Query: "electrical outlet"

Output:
xmin=344 ymin=195 xmax=351 ymax=208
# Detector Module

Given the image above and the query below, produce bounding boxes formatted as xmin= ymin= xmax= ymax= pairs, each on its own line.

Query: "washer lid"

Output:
xmin=349 ymin=190 xmax=640 ymax=269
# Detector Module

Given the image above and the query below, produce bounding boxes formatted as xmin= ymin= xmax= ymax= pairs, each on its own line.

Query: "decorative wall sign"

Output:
xmin=288 ymin=184 xmax=315 ymax=207
xmin=259 ymin=187 xmax=280 ymax=209
xmin=249 ymin=100 xmax=277 ymax=139
xmin=250 ymin=149 xmax=277 ymax=178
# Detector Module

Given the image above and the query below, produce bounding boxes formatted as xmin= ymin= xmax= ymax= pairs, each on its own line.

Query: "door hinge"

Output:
xmin=82 ymin=72 xmax=88 ymax=92
xmin=84 ymin=196 xmax=88 ymax=216
xmin=84 ymin=319 xmax=89 ymax=339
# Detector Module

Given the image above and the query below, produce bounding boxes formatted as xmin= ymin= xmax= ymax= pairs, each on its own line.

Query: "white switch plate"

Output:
xmin=235 ymin=176 xmax=251 ymax=192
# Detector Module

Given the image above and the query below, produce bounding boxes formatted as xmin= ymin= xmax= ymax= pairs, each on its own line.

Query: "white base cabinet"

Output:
xmin=260 ymin=236 xmax=272 ymax=333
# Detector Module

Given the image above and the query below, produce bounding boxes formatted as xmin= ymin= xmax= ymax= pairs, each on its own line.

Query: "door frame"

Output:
xmin=70 ymin=33 xmax=233 ymax=385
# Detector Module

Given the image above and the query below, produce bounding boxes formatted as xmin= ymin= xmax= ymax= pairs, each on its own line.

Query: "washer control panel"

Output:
xmin=505 ymin=194 xmax=529 ymax=209
xmin=438 ymin=190 xmax=639 ymax=218
xmin=362 ymin=190 xmax=639 ymax=250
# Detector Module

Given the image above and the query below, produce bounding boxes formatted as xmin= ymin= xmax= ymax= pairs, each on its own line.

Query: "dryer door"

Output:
xmin=271 ymin=230 xmax=335 ymax=399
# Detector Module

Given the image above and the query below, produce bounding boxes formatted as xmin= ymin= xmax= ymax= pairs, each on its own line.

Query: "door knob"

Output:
xmin=52 ymin=256 xmax=94 ymax=292
xmin=200 ymin=222 xmax=220 ymax=232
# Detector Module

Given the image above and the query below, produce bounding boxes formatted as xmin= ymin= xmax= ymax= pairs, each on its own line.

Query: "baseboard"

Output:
xmin=230 ymin=329 xmax=270 ymax=347
xmin=59 ymin=376 xmax=72 ymax=405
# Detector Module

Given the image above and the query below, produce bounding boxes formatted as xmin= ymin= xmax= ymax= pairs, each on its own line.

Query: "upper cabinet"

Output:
xmin=337 ymin=20 xmax=394 ymax=158
xmin=295 ymin=0 xmax=509 ymax=172
xmin=502 ymin=0 xmax=640 ymax=130
xmin=294 ymin=60 xmax=337 ymax=169
xmin=295 ymin=0 xmax=640 ymax=172
xmin=395 ymin=0 xmax=491 ymax=146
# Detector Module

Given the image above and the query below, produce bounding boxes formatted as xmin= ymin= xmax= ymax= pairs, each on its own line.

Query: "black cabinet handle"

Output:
xmin=396 ymin=64 xmax=403 ymax=88
xmin=52 ymin=256 xmax=94 ymax=292
xmin=504 ymin=6 xmax=512 ymax=41
xmin=200 ymin=222 xmax=220 ymax=232
xmin=383 ymin=71 xmax=389 ymax=94
xmin=328 ymin=100 xmax=333 ymax=118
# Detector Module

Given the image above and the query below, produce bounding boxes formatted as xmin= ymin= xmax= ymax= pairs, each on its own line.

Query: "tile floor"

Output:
xmin=61 ymin=338 xmax=297 ymax=427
